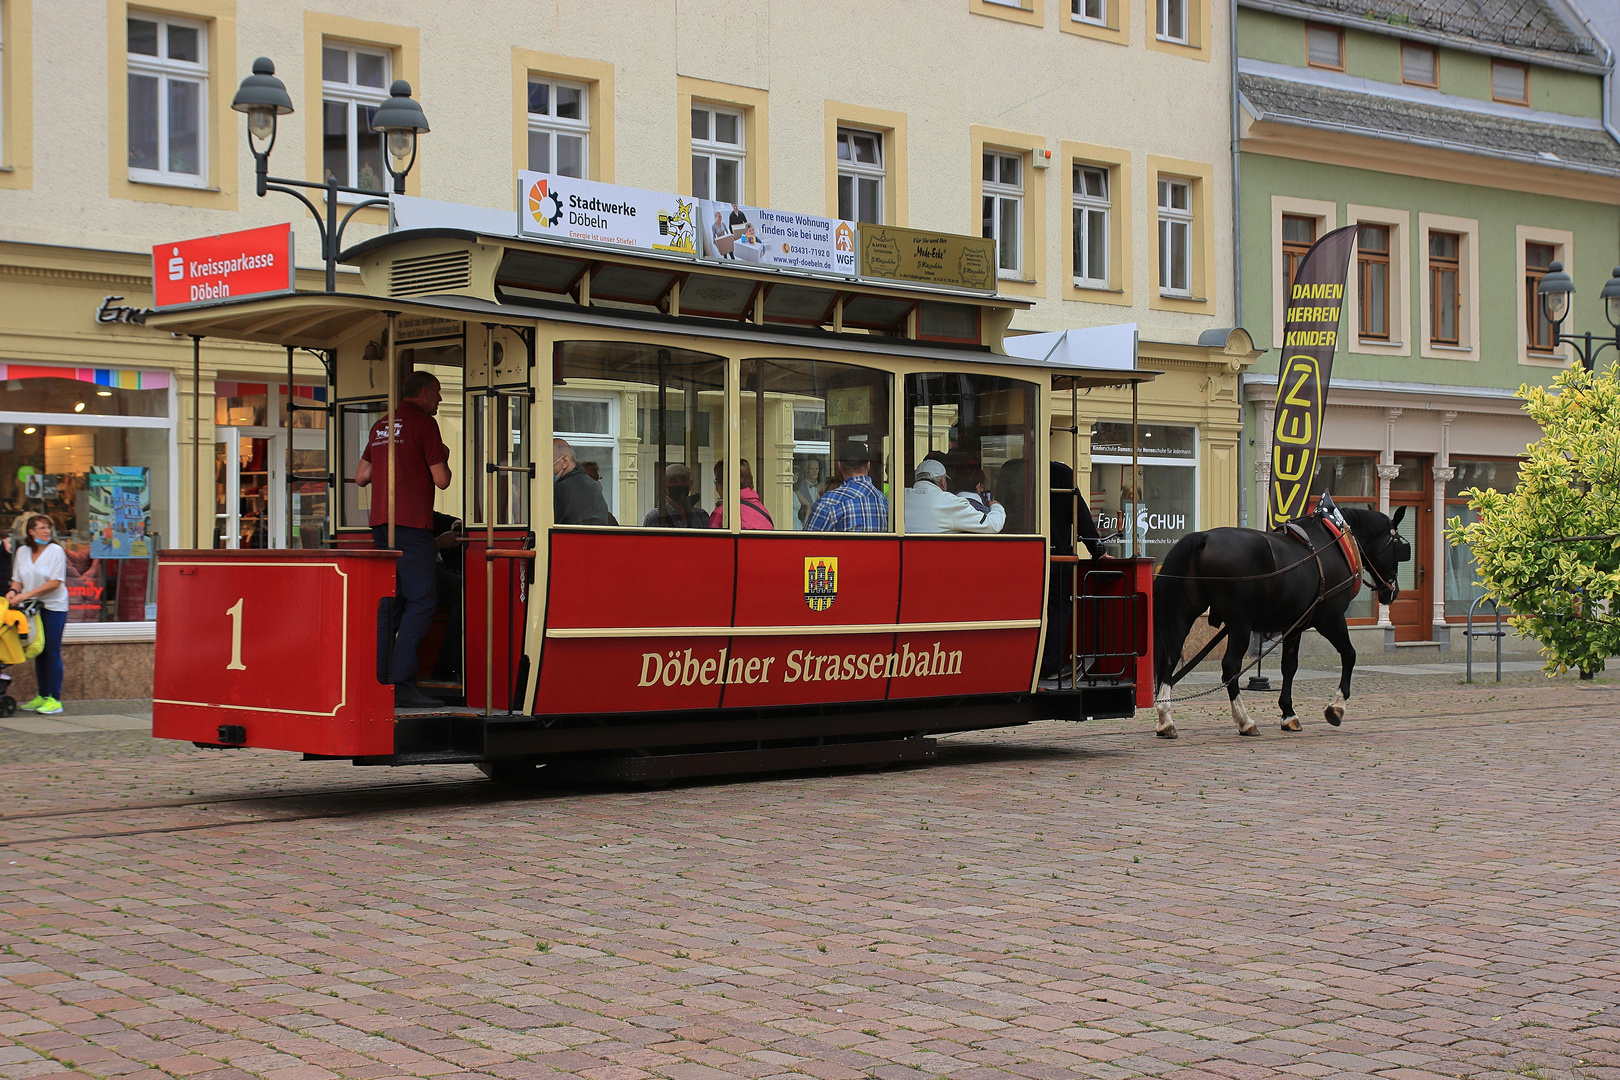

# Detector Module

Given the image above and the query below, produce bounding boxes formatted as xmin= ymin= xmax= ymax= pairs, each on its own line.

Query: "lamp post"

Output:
xmin=1536 ymin=260 xmax=1620 ymax=371
xmin=230 ymin=57 xmax=430 ymax=292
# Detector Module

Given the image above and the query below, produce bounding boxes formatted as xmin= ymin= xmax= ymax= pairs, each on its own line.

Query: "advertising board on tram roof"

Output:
xmin=698 ymin=200 xmax=857 ymax=278
xmin=858 ymin=225 xmax=998 ymax=294
xmin=518 ymin=170 xmax=700 ymax=257
xmin=151 ymin=223 xmax=296 ymax=309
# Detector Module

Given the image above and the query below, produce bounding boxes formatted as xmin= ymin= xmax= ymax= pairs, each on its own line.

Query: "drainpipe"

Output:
xmin=1231 ymin=0 xmax=1250 ymax=527
xmin=1569 ymin=7 xmax=1620 ymax=145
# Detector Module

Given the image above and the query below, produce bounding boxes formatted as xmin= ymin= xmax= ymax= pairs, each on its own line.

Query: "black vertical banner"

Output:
xmin=1268 ymin=224 xmax=1359 ymax=530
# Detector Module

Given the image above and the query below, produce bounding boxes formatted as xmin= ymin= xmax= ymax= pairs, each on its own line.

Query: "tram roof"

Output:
xmin=146 ymin=230 xmax=1158 ymax=389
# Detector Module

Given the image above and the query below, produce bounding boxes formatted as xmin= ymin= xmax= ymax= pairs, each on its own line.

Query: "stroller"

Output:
xmin=0 ymin=598 xmax=38 ymax=716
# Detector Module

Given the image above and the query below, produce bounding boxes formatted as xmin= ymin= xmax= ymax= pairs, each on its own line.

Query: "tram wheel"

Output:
xmin=0 ymin=695 xmax=15 ymax=717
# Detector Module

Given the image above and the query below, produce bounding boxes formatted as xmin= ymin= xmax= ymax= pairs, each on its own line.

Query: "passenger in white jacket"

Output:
xmin=904 ymin=459 xmax=1006 ymax=534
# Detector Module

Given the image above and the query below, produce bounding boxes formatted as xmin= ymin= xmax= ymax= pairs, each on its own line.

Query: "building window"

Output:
xmin=982 ymin=151 xmax=1023 ymax=278
xmin=322 ymin=42 xmax=390 ymax=192
xmin=1281 ymin=214 xmax=1316 ymax=290
xmin=1306 ymin=24 xmax=1343 ymax=70
xmin=691 ymin=104 xmax=744 ymax=204
xmin=1429 ymin=230 xmax=1462 ymax=346
xmin=1073 ymin=0 xmax=1105 ymax=24
xmin=837 ymin=128 xmax=883 ymax=224
xmin=1157 ymin=0 xmax=1187 ymax=42
xmin=1073 ymin=165 xmax=1110 ymax=287
xmin=127 ymin=14 xmax=207 ymax=187
xmin=1158 ymin=178 xmax=1192 ymax=297
xmin=1358 ymin=224 xmax=1390 ymax=341
xmin=1492 ymin=61 xmax=1529 ymax=105
xmin=1402 ymin=43 xmax=1438 ymax=87
xmin=527 ymin=77 xmax=587 ymax=177
xmin=1526 ymin=241 xmax=1558 ymax=353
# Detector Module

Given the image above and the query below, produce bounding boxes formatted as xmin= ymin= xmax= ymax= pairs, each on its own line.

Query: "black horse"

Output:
xmin=1151 ymin=505 xmax=1411 ymax=738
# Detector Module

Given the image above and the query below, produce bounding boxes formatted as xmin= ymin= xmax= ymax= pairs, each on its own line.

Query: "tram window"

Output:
xmin=740 ymin=358 xmax=892 ymax=533
xmin=553 ymin=342 xmax=727 ymax=529
xmin=472 ymin=391 xmax=529 ymax=526
xmin=905 ymin=374 xmax=1037 ymax=534
xmin=338 ymin=400 xmax=384 ymax=529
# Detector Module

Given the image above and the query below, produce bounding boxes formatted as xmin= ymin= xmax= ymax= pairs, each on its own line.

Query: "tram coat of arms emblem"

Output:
xmin=804 ymin=557 xmax=838 ymax=612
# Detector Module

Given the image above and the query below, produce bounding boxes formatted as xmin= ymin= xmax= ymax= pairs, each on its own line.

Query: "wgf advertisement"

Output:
xmin=518 ymin=170 xmax=699 ymax=256
xmin=151 ymin=224 xmax=296 ymax=308
xmin=1267 ymin=225 xmax=1359 ymax=529
xmin=698 ymin=200 xmax=857 ymax=277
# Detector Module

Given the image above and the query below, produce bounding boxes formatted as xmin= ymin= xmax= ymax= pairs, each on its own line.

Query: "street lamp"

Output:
xmin=230 ymin=57 xmax=430 ymax=292
xmin=1537 ymin=260 xmax=1620 ymax=371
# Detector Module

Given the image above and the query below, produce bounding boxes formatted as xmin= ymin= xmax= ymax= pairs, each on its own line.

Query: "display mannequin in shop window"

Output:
xmin=8 ymin=515 xmax=68 ymax=715
xmin=354 ymin=372 xmax=452 ymax=710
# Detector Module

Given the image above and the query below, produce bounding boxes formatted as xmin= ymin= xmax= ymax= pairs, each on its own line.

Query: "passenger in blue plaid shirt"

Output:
xmin=805 ymin=444 xmax=889 ymax=532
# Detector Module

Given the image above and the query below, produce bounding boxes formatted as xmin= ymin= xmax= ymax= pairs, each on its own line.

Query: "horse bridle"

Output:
xmin=1354 ymin=527 xmax=1407 ymax=601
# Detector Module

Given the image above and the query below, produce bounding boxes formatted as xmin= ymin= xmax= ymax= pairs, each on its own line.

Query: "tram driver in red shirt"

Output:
xmin=355 ymin=371 xmax=452 ymax=709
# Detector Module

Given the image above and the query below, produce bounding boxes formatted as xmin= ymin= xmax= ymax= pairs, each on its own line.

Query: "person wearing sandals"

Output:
xmin=8 ymin=515 xmax=67 ymax=715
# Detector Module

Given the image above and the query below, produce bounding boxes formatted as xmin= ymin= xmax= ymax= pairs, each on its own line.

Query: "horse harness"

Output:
xmin=1277 ymin=516 xmax=1362 ymax=603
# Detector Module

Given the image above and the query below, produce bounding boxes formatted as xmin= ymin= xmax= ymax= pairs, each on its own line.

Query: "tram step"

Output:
xmin=546 ymin=737 xmax=937 ymax=784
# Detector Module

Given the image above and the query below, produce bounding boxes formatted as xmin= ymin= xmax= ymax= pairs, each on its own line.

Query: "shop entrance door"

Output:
xmin=1386 ymin=454 xmax=1432 ymax=641
xmin=214 ymin=427 xmax=328 ymax=549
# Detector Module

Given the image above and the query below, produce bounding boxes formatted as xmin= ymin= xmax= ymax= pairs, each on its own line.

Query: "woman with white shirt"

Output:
xmin=8 ymin=515 xmax=68 ymax=715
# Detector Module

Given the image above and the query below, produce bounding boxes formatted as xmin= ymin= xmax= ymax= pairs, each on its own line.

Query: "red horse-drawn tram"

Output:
xmin=147 ymin=221 xmax=1156 ymax=782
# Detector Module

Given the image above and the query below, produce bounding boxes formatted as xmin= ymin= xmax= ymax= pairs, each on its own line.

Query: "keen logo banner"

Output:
xmin=1267 ymin=224 xmax=1358 ymax=530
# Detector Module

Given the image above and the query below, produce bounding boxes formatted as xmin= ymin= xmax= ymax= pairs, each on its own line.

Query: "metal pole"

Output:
xmin=191 ymin=335 xmax=202 ymax=548
xmin=385 ymin=313 xmax=397 ymax=551
xmin=485 ymin=387 xmax=497 ymax=720
xmin=285 ymin=345 xmax=295 ymax=549
xmin=1070 ymin=384 xmax=1079 ymax=691
xmin=1131 ymin=381 xmax=1140 ymax=560
xmin=755 ymin=369 xmax=765 ymax=522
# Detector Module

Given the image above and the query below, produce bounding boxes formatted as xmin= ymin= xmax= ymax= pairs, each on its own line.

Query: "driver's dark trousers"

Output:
xmin=372 ymin=524 xmax=436 ymax=687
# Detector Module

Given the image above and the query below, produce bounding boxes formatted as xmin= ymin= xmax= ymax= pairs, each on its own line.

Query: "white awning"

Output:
xmin=1003 ymin=323 xmax=1139 ymax=371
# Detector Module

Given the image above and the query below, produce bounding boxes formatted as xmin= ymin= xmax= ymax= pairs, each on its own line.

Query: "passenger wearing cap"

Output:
xmin=904 ymin=458 xmax=1006 ymax=534
xmin=804 ymin=443 xmax=888 ymax=532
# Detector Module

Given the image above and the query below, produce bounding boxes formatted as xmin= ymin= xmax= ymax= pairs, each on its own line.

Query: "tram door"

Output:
xmin=463 ymin=347 xmax=533 ymax=711
xmin=213 ymin=427 xmax=328 ymax=549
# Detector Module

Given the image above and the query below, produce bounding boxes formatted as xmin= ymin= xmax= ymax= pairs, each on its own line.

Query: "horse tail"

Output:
xmin=1153 ymin=531 xmax=1208 ymax=689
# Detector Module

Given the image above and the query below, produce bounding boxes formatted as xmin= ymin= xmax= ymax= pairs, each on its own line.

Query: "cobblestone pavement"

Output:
xmin=2 ymin=674 xmax=1619 ymax=1080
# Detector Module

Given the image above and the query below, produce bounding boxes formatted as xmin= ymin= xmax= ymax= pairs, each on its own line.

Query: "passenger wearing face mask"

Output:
xmin=641 ymin=463 xmax=710 ymax=529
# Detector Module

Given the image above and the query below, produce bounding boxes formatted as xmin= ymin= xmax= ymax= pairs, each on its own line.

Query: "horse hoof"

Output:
xmin=1155 ymin=728 xmax=1178 ymax=740
xmin=1324 ymin=706 xmax=1343 ymax=727
xmin=1238 ymin=726 xmax=1260 ymax=737
xmin=1280 ymin=716 xmax=1301 ymax=732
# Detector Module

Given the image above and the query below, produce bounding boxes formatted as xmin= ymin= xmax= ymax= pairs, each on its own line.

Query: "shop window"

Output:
xmin=553 ymin=343 xmax=727 ymax=529
xmin=1089 ymin=421 xmax=1196 ymax=565
xmin=1429 ymin=230 xmax=1461 ymax=346
xmin=0 ymin=366 xmax=168 ymax=417
xmin=904 ymin=373 xmax=1038 ymax=534
xmin=1073 ymin=164 xmax=1110 ymax=288
xmin=1307 ymin=452 xmax=1377 ymax=620
xmin=1157 ymin=177 xmax=1193 ymax=297
xmin=527 ymin=76 xmax=588 ymax=177
xmin=1525 ymin=241 xmax=1558 ymax=353
xmin=1306 ymin=24 xmax=1343 ymax=70
xmin=739 ymin=358 xmax=891 ymax=533
xmin=1492 ymin=60 xmax=1528 ymax=105
xmin=982 ymin=151 xmax=1023 ymax=278
xmin=322 ymin=41 xmax=390 ymax=192
xmin=1358 ymin=224 xmax=1390 ymax=341
xmin=1445 ymin=458 xmax=1520 ymax=619
xmin=1402 ymin=43 xmax=1437 ymax=87
xmin=836 ymin=128 xmax=883 ymax=225
xmin=691 ymin=103 xmax=744 ymax=204
xmin=127 ymin=13 xmax=207 ymax=187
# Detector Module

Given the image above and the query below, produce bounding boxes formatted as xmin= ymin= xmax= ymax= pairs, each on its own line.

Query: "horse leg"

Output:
xmin=1277 ymin=633 xmax=1303 ymax=731
xmin=1316 ymin=615 xmax=1356 ymax=726
xmin=1222 ymin=622 xmax=1259 ymax=736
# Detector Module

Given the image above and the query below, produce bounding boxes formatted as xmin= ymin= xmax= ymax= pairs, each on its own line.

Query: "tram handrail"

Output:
xmin=1465 ymin=594 xmax=1504 ymax=684
xmin=485 ymin=549 xmax=537 ymax=560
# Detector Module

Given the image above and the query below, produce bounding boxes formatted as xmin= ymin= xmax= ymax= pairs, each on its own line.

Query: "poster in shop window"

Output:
xmin=88 ymin=466 xmax=151 ymax=559
xmin=1267 ymin=225 xmax=1359 ymax=530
